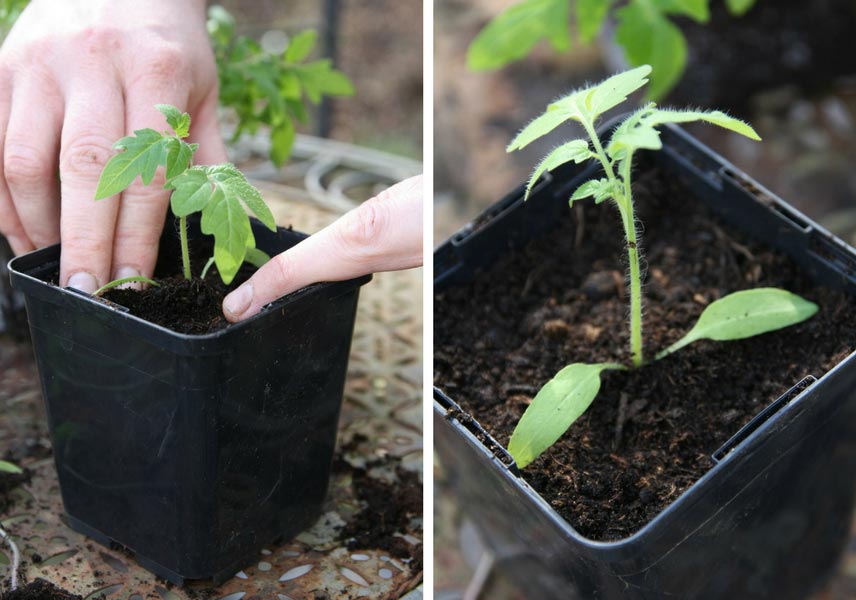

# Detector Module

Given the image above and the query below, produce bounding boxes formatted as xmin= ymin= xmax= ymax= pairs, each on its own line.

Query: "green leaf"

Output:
xmin=725 ymin=0 xmax=755 ymax=16
xmin=656 ymin=288 xmax=819 ymax=359
xmin=285 ymin=30 xmax=317 ymax=62
xmin=166 ymin=167 xmax=214 ymax=217
xmin=200 ymin=185 xmax=252 ymax=285
xmin=569 ymin=177 xmax=616 ymax=206
xmin=607 ymin=105 xmax=760 ymax=161
xmin=296 ymin=60 xmax=355 ymax=102
xmin=646 ymin=108 xmax=761 ymax=140
xmin=584 ymin=64 xmax=652 ymax=118
xmin=540 ymin=64 xmax=652 ymax=131
xmin=156 ymin=104 xmax=191 ymax=138
xmin=652 ymin=0 xmax=709 ymax=21
xmin=576 ymin=0 xmax=614 ymax=43
xmin=467 ymin=0 xmax=570 ymax=71
xmin=164 ymin=138 xmax=195 ymax=180
xmin=207 ymin=164 xmax=277 ymax=231
xmin=508 ymin=362 xmax=624 ymax=468
xmin=0 ymin=460 xmax=22 ymax=475
xmin=245 ymin=247 xmax=271 ymax=268
xmin=270 ymin=119 xmax=296 ymax=167
xmin=606 ymin=104 xmax=662 ymax=158
xmin=507 ymin=108 xmax=575 ymax=152
xmin=94 ymin=129 xmax=167 ymax=200
xmin=526 ymin=139 xmax=592 ymax=198
xmin=615 ymin=0 xmax=688 ymax=100
xmin=280 ymin=70 xmax=302 ymax=99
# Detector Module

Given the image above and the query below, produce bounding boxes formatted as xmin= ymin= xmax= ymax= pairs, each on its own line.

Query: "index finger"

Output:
xmin=58 ymin=79 xmax=125 ymax=293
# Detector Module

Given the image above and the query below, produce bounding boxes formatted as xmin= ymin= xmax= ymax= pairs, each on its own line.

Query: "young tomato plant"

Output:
xmin=505 ymin=65 xmax=818 ymax=468
xmin=95 ymin=104 xmax=276 ymax=286
xmin=208 ymin=5 xmax=355 ymax=167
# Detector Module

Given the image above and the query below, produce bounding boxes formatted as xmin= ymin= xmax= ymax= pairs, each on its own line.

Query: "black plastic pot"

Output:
xmin=434 ymin=123 xmax=856 ymax=599
xmin=8 ymin=219 xmax=370 ymax=585
xmin=0 ymin=236 xmax=26 ymax=337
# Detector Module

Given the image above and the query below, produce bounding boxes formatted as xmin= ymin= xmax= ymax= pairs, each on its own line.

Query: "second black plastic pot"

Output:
xmin=434 ymin=123 xmax=856 ymax=599
xmin=9 ymin=219 xmax=370 ymax=584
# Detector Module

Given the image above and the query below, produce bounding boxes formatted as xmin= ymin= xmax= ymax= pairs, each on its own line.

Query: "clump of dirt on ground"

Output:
xmin=0 ymin=579 xmax=90 ymax=600
xmin=0 ymin=469 xmax=30 ymax=514
xmin=334 ymin=435 xmax=423 ymax=572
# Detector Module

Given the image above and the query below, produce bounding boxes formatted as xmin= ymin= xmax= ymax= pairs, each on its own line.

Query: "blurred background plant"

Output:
xmin=208 ymin=5 xmax=354 ymax=167
xmin=468 ymin=0 xmax=756 ymax=100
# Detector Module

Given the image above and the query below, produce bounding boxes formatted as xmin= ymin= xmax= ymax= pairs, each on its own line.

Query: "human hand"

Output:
xmin=222 ymin=175 xmax=424 ymax=322
xmin=0 ymin=0 xmax=226 ymax=293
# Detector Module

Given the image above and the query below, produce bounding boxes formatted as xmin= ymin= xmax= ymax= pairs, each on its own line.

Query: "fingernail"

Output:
xmin=114 ymin=266 xmax=142 ymax=290
xmin=224 ymin=283 xmax=253 ymax=318
xmin=67 ymin=272 xmax=98 ymax=294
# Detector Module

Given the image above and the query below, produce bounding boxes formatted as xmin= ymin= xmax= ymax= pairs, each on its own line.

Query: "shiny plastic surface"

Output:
xmin=434 ymin=124 xmax=856 ymax=600
xmin=9 ymin=219 xmax=370 ymax=584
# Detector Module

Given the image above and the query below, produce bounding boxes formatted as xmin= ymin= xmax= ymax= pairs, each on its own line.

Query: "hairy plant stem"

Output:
xmin=620 ymin=154 xmax=643 ymax=367
xmin=179 ymin=215 xmax=192 ymax=280
xmin=582 ymin=118 xmax=644 ymax=367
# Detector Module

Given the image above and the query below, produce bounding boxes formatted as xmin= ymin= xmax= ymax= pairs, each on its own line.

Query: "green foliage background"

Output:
xmin=468 ymin=0 xmax=758 ymax=100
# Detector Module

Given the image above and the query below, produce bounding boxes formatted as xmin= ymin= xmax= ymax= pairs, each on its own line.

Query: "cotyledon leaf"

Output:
xmin=509 ymin=362 xmax=625 ymax=468
xmin=656 ymin=288 xmax=819 ymax=359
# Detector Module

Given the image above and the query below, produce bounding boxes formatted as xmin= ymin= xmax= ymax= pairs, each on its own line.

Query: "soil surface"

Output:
xmin=103 ymin=270 xmax=251 ymax=335
xmin=434 ymin=164 xmax=856 ymax=541
xmin=0 ymin=579 xmax=87 ymax=600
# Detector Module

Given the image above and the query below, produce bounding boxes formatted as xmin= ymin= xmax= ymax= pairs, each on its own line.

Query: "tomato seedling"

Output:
xmin=95 ymin=104 xmax=276 ymax=286
xmin=505 ymin=66 xmax=818 ymax=468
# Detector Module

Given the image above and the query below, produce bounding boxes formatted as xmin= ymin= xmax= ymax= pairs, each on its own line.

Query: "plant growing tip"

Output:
xmin=94 ymin=104 xmax=274 ymax=289
xmin=505 ymin=66 xmax=814 ymax=468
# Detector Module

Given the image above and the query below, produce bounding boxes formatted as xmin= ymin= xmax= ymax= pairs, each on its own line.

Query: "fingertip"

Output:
xmin=223 ymin=282 xmax=255 ymax=322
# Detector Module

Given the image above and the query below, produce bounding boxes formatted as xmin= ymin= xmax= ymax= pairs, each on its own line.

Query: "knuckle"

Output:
xmin=60 ymin=135 xmax=114 ymax=179
xmin=74 ymin=26 xmax=122 ymax=55
xmin=4 ymin=143 xmax=50 ymax=186
xmin=272 ymin=251 xmax=295 ymax=286
xmin=337 ymin=197 xmax=390 ymax=256
xmin=141 ymin=45 xmax=189 ymax=83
